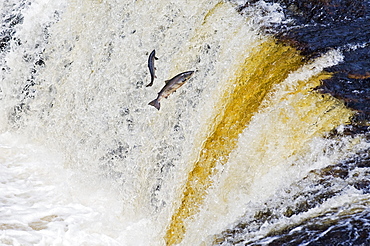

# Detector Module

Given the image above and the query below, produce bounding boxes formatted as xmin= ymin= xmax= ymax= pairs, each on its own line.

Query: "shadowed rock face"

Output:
xmin=239 ymin=0 xmax=370 ymax=123
xmin=318 ymin=46 xmax=370 ymax=121
xmin=239 ymin=0 xmax=367 ymax=24
xmin=213 ymin=1 xmax=370 ymax=245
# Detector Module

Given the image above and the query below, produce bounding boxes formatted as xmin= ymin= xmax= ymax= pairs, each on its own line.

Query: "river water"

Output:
xmin=1 ymin=0 xmax=370 ymax=245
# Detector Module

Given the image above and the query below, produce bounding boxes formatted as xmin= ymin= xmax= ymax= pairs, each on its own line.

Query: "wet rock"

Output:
xmin=235 ymin=1 xmax=370 ymax=125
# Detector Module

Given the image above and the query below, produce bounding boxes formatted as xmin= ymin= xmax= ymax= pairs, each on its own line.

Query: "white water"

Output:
xmin=1 ymin=0 xmax=369 ymax=245
xmin=0 ymin=133 xmax=128 ymax=245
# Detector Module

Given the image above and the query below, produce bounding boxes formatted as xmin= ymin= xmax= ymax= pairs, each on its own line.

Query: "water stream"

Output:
xmin=1 ymin=0 xmax=369 ymax=245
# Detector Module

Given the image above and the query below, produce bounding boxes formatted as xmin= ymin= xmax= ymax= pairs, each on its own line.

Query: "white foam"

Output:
xmin=0 ymin=133 xmax=132 ymax=245
xmin=1 ymin=0 xmax=367 ymax=245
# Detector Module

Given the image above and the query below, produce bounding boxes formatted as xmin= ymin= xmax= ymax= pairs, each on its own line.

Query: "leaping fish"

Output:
xmin=148 ymin=71 xmax=194 ymax=110
xmin=146 ymin=50 xmax=158 ymax=87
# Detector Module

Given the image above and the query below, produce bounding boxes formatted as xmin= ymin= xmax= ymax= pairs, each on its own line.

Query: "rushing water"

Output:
xmin=1 ymin=0 xmax=370 ymax=245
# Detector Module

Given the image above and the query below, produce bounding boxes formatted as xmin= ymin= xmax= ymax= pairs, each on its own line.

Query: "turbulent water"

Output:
xmin=1 ymin=0 xmax=370 ymax=245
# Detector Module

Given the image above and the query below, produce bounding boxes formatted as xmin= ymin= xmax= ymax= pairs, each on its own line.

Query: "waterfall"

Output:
xmin=1 ymin=0 xmax=369 ymax=245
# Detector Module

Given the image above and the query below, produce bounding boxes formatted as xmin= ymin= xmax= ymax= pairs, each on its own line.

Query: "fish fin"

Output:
xmin=155 ymin=56 xmax=158 ymax=60
xmin=155 ymin=75 xmax=157 ymax=78
xmin=148 ymin=99 xmax=160 ymax=110
xmin=165 ymin=80 xmax=170 ymax=84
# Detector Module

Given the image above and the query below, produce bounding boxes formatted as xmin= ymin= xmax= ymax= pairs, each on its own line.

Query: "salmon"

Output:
xmin=148 ymin=71 xmax=194 ymax=110
xmin=146 ymin=50 xmax=158 ymax=87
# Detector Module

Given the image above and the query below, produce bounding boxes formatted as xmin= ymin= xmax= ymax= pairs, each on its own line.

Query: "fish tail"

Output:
xmin=146 ymin=76 xmax=155 ymax=87
xmin=148 ymin=99 xmax=160 ymax=110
